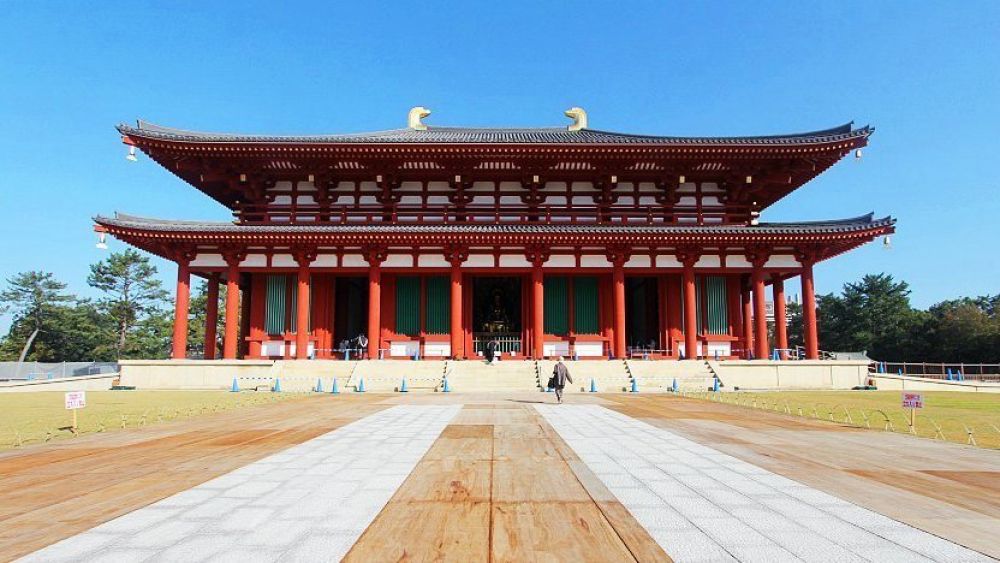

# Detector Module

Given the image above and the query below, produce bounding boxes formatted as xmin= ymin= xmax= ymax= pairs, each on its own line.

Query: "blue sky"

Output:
xmin=1 ymin=1 xmax=998 ymax=326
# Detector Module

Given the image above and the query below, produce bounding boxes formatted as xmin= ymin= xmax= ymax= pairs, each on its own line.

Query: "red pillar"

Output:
xmin=682 ymin=262 xmax=698 ymax=359
xmin=367 ymin=264 xmax=381 ymax=359
xmin=295 ymin=263 xmax=310 ymax=359
xmin=223 ymin=262 xmax=240 ymax=359
xmin=741 ymin=280 xmax=754 ymax=359
xmin=450 ymin=265 xmax=463 ymax=359
xmin=772 ymin=276 xmax=788 ymax=359
xmin=532 ymin=264 xmax=544 ymax=359
xmin=612 ymin=263 xmax=626 ymax=359
xmin=248 ymin=274 xmax=266 ymax=359
xmin=801 ymin=261 xmax=819 ymax=359
xmin=171 ymin=261 xmax=191 ymax=360
xmin=752 ymin=264 xmax=769 ymax=360
xmin=203 ymin=274 xmax=219 ymax=359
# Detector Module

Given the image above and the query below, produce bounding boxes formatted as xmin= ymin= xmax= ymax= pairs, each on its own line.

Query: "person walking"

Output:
xmin=550 ymin=356 xmax=573 ymax=403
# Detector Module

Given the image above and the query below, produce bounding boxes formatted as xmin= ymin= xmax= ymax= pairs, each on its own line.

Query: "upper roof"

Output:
xmin=119 ymin=120 xmax=872 ymax=147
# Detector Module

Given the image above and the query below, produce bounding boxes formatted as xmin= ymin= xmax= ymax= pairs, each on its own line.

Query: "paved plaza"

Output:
xmin=540 ymin=405 xmax=988 ymax=562
xmin=1 ymin=394 xmax=997 ymax=562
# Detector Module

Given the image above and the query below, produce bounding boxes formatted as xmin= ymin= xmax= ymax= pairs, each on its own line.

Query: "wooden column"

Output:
xmin=751 ymin=262 xmax=769 ymax=360
xmin=741 ymin=279 xmax=754 ymax=359
xmin=612 ymin=262 xmax=626 ymax=359
xmin=364 ymin=247 xmax=386 ymax=360
xmin=531 ymin=264 xmax=544 ymax=359
xmin=450 ymin=266 xmax=463 ymax=359
xmin=295 ymin=265 xmax=311 ymax=360
xmin=801 ymin=259 xmax=819 ymax=360
xmin=222 ymin=257 xmax=242 ymax=360
xmin=772 ymin=276 xmax=788 ymax=359
xmin=446 ymin=246 xmax=468 ymax=360
xmin=203 ymin=274 xmax=219 ymax=359
xmin=682 ymin=259 xmax=698 ymax=359
xmin=171 ymin=259 xmax=191 ymax=360
xmin=248 ymin=274 xmax=266 ymax=359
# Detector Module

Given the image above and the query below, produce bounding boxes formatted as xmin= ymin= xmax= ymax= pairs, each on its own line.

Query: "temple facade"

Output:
xmin=96 ymin=108 xmax=894 ymax=362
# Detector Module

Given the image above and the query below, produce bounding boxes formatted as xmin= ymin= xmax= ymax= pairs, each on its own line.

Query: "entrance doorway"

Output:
xmin=334 ymin=276 xmax=368 ymax=352
xmin=471 ymin=276 xmax=523 ymax=356
xmin=625 ymin=276 xmax=660 ymax=354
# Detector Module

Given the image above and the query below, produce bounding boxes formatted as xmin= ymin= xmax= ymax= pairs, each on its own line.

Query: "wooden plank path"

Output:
xmin=343 ymin=402 xmax=669 ymax=562
xmin=2 ymin=391 xmax=997 ymax=561
xmin=0 ymin=395 xmax=387 ymax=561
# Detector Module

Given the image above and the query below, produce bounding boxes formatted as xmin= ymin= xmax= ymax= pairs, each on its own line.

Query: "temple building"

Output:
xmin=95 ymin=108 xmax=894 ymax=362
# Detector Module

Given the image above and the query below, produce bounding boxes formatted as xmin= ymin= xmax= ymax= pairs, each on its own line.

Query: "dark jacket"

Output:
xmin=552 ymin=362 xmax=573 ymax=388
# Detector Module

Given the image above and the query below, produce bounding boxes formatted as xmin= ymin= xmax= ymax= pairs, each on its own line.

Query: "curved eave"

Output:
xmin=118 ymin=121 xmax=872 ymax=153
xmin=94 ymin=214 xmax=895 ymax=263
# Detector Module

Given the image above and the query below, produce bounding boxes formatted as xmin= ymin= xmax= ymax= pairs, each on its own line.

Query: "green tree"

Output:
xmin=87 ymin=250 xmax=169 ymax=359
xmin=923 ymin=297 xmax=1000 ymax=363
xmin=0 ymin=271 xmax=75 ymax=361
xmin=817 ymin=273 xmax=920 ymax=359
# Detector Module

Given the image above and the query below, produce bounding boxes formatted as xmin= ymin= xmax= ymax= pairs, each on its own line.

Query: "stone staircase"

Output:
xmin=537 ymin=360 xmax=632 ymax=393
xmin=625 ymin=359 xmax=717 ymax=392
xmin=348 ymin=360 xmax=447 ymax=392
xmin=443 ymin=360 xmax=542 ymax=392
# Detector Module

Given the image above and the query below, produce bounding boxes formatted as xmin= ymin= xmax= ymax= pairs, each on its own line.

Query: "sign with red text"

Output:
xmin=901 ymin=392 xmax=923 ymax=409
xmin=65 ymin=391 xmax=86 ymax=410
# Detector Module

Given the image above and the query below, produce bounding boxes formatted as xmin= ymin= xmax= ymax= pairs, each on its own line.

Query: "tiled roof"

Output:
xmin=96 ymin=213 xmax=894 ymax=236
xmin=118 ymin=120 xmax=872 ymax=146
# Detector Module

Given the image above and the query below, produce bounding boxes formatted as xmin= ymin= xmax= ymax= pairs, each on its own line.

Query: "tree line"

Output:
xmin=0 ymin=254 xmax=996 ymax=363
xmin=0 ymin=250 xmax=223 ymax=362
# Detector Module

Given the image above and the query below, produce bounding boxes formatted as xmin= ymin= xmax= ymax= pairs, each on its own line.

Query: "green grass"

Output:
xmin=712 ymin=390 xmax=1000 ymax=449
xmin=0 ymin=390 xmax=307 ymax=451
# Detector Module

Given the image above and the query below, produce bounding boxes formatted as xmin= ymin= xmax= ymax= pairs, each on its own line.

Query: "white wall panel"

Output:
xmin=499 ymin=255 xmax=531 ymax=268
xmin=580 ymin=255 xmax=612 ymax=268
xmin=418 ymin=255 xmax=449 ymax=268
xmin=190 ymin=253 xmax=225 ymax=268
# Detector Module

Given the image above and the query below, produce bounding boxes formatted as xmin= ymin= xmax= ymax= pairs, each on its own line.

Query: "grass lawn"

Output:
xmin=0 ymin=390 xmax=307 ymax=451
xmin=723 ymin=390 xmax=1000 ymax=449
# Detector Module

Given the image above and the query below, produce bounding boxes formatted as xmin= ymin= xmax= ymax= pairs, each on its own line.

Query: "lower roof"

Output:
xmin=96 ymin=213 xmax=894 ymax=237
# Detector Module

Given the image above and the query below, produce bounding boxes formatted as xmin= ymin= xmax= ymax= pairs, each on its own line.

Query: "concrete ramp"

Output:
xmin=276 ymin=360 xmax=358 ymax=392
xmin=349 ymin=360 xmax=446 ymax=392
xmin=445 ymin=360 xmax=541 ymax=392
xmin=537 ymin=360 xmax=631 ymax=393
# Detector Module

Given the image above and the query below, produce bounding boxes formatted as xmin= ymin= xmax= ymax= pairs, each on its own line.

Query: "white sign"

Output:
xmin=65 ymin=391 xmax=87 ymax=410
xmin=901 ymin=392 xmax=923 ymax=409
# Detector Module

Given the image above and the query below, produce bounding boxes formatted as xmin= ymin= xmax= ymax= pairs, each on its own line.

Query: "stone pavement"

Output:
xmin=18 ymin=405 xmax=459 ymax=563
xmin=538 ymin=404 xmax=991 ymax=562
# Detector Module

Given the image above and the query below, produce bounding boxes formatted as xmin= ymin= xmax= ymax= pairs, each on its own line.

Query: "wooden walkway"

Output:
xmin=0 ymin=396 xmax=386 ymax=561
xmin=2 ymin=392 xmax=998 ymax=560
xmin=344 ymin=402 xmax=667 ymax=561
xmin=601 ymin=395 xmax=1000 ymax=559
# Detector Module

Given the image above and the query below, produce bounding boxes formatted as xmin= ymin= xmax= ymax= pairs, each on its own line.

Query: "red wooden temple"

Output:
xmin=95 ymin=108 xmax=894 ymax=362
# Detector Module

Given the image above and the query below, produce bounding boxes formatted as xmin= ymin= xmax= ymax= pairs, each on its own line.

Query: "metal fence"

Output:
xmin=0 ymin=362 xmax=119 ymax=381
xmin=875 ymin=361 xmax=1000 ymax=381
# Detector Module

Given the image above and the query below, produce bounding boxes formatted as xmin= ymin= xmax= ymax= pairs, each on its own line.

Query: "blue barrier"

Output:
xmin=331 ymin=378 xmax=340 ymax=394
xmin=231 ymin=377 xmax=240 ymax=393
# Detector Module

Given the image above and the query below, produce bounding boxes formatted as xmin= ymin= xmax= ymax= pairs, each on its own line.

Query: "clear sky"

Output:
xmin=1 ymin=1 xmax=998 ymax=328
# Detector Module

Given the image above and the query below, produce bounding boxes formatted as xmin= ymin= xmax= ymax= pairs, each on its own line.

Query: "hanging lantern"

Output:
xmin=95 ymin=232 xmax=108 ymax=250
xmin=125 ymin=146 xmax=138 ymax=162
xmin=883 ymin=235 xmax=891 ymax=249
xmin=855 ymin=149 xmax=863 ymax=160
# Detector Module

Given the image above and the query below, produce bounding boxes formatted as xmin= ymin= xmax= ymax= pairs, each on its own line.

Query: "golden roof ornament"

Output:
xmin=408 ymin=106 xmax=431 ymax=131
xmin=564 ymin=107 xmax=588 ymax=131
